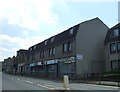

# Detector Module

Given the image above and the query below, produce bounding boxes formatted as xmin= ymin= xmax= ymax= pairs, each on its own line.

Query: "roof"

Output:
xmin=29 ymin=24 xmax=79 ymax=52
xmin=28 ymin=17 xmax=105 ymax=52
xmin=104 ymin=23 xmax=120 ymax=44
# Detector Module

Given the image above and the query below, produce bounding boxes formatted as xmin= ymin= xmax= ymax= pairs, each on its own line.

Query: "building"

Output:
xmin=16 ymin=49 xmax=28 ymax=74
xmin=3 ymin=57 xmax=14 ymax=73
xmin=104 ymin=23 xmax=120 ymax=71
xmin=25 ymin=17 xmax=109 ymax=79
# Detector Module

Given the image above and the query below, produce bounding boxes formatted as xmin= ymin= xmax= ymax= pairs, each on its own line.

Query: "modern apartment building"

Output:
xmin=24 ymin=17 xmax=109 ymax=79
xmin=104 ymin=23 xmax=120 ymax=71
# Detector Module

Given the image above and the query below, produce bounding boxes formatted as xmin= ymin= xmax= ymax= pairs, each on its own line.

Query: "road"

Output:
xmin=1 ymin=72 xmax=120 ymax=91
xmin=2 ymin=73 xmax=49 ymax=90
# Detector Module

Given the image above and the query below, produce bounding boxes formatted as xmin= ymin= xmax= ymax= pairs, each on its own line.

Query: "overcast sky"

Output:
xmin=0 ymin=0 xmax=119 ymax=61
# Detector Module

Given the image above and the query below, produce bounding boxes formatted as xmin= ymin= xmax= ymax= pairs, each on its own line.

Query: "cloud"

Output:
xmin=0 ymin=34 xmax=48 ymax=61
xmin=0 ymin=0 xmax=59 ymax=30
xmin=21 ymin=30 xmax=29 ymax=35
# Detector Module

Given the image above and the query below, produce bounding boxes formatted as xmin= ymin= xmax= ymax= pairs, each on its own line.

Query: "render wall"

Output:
xmin=75 ymin=18 xmax=109 ymax=78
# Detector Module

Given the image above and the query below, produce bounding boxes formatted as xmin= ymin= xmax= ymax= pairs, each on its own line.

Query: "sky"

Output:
xmin=0 ymin=0 xmax=119 ymax=61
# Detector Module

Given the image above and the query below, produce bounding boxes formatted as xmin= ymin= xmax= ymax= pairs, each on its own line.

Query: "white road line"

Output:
xmin=36 ymin=84 xmax=54 ymax=90
xmin=22 ymin=79 xmax=64 ymax=90
xmin=11 ymin=77 xmax=13 ymax=79
xmin=18 ymin=78 xmax=19 ymax=80
xmin=24 ymin=80 xmax=35 ymax=84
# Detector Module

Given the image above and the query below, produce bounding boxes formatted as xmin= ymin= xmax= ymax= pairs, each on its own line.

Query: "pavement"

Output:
xmin=2 ymin=72 xmax=120 ymax=91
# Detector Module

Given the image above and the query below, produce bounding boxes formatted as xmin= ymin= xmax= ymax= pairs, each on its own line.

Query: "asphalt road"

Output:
xmin=2 ymin=73 xmax=48 ymax=90
xmin=1 ymin=72 xmax=120 ymax=92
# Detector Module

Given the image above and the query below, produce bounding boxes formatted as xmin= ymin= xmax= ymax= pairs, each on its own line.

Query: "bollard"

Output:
xmin=63 ymin=75 xmax=70 ymax=90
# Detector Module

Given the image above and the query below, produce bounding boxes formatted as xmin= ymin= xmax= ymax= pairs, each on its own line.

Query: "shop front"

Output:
xmin=29 ymin=62 xmax=38 ymax=75
xmin=46 ymin=59 xmax=58 ymax=79
xmin=18 ymin=63 xmax=25 ymax=74
xmin=58 ymin=57 xmax=76 ymax=79
xmin=37 ymin=61 xmax=47 ymax=77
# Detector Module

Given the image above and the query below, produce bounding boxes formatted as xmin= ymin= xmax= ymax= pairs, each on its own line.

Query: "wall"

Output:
xmin=75 ymin=18 xmax=109 ymax=78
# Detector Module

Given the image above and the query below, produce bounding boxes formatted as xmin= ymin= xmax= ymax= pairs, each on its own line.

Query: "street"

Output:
xmin=1 ymin=72 xmax=120 ymax=91
xmin=2 ymin=73 xmax=48 ymax=90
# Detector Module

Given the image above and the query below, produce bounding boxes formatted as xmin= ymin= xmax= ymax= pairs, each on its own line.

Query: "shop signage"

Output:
xmin=47 ymin=60 xmax=55 ymax=65
xmin=29 ymin=62 xmax=38 ymax=67
xmin=64 ymin=61 xmax=72 ymax=63
xmin=38 ymin=62 xmax=42 ymax=65
xmin=59 ymin=57 xmax=75 ymax=63
xmin=76 ymin=54 xmax=83 ymax=60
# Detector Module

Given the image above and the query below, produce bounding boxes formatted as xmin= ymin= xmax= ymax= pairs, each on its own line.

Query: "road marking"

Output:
xmin=18 ymin=78 xmax=19 ymax=80
xmin=11 ymin=77 xmax=13 ymax=79
xmin=24 ymin=80 xmax=35 ymax=84
xmin=22 ymin=79 xmax=65 ymax=90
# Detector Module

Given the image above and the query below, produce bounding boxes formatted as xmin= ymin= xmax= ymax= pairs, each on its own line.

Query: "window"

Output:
xmin=111 ymin=60 xmax=120 ymax=70
xmin=117 ymin=42 xmax=120 ymax=51
xmin=111 ymin=61 xmax=117 ymax=69
xmin=34 ymin=45 xmax=37 ymax=50
xmin=68 ymin=41 xmax=72 ymax=51
xmin=112 ymin=29 xmax=119 ymax=36
xmin=40 ymin=51 xmax=44 ymax=58
xmin=49 ymin=48 xmax=52 ymax=55
xmin=70 ymin=28 xmax=74 ymax=35
xmin=53 ymin=47 xmax=55 ymax=55
xmin=51 ymin=37 xmax=55 ymax=43
xmin=110 ymin=43 xmax=117 ymax=53
xmin=45 ymin=40 xmax=48 ymax=45
xmin=49 ymin=47 xmax=55 ymax=56
xmin=63 ymin=43 xmax=67 ymax=52
xmin=30 ymin=48 xmax=32 ymax=51
xmin=63 ymin=41 xmax=72 ymax=52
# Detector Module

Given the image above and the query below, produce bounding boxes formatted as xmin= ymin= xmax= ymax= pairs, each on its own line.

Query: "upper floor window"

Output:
xmin=40 ymin=51 xmax=44 ymax=58
xmin=45 ymin=40 xmax=48 ymax=45
xmin=110 ymin=43 xmax=117 ymax=53
xmin=53 ymin=47 xmax=55 ymax=55
xmin=34 ymin=45 xmax=37 ymax=50
xmin=68 ymin=41 xmax=72 ymax=51
xmin=63 ymin=41 xmax=72 ymax=52
xmin=112 ymin=29 xmax=119 ymax=37
xmin=49 ymin=48 xmax=53 ymax=56
xmin=117 ymin=42 xmax=120 ymax=51
xmin=30 ymin=48 xmax=32 ymax=51
xmin=70 ymin=28 xmax=74 ymax=35
xmin=63 ymin=43 xmax=67 ymax=52
xmin=49 ymin=47 xmax=55 ymax=56
xmin=51 ymin=36 xmax=55 ymax=43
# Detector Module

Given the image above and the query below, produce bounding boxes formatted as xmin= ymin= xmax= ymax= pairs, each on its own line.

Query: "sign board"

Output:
xmin=59 ymin=57 xmax=75 ymax=63
xmin=38 ymin=62 xmax=42 ymax=65
xmin=29 ymin=62 xmax=38 ymax=67
xmin=76 ymin=54 xmax=83 ymax=60
xmin=47 ymin=60 xmax=55 ymax=65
